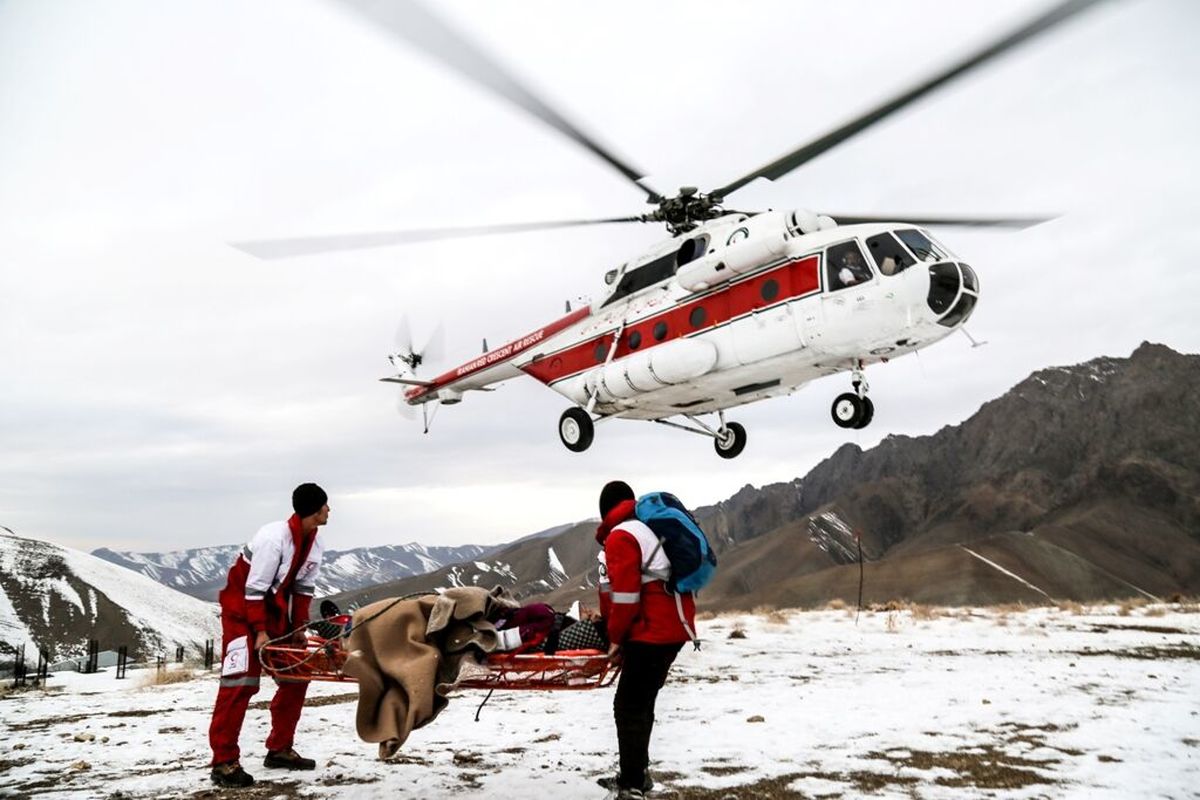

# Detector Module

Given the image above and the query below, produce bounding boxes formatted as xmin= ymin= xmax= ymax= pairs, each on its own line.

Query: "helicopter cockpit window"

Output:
xmin=825 ymin=241 xmax=873 ymax=292
xmin=676 ymin=235 xmax=710 ymax=268
xmin=895 ymin=229 xmax=950 ymax=262
xmin=603 ymin=251 xmax=678 ymax=307
xmin=866 ymin=233 xmax=916 ymax=276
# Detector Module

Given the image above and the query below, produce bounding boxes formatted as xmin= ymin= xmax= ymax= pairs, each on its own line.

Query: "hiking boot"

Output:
xmin=597 ymin=772 xmax=654 ymax=792
xmin=210 ymin=761 xmax=254 ymax=788
xmin=606 ymin=789 xmax=645 ymax=800
xmin=263 ymin=748 xmax=316 ymax=770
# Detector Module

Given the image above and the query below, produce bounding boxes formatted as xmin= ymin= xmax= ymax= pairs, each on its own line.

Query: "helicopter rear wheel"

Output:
xmin=854 ymin=396 xmax=875 ymax=429
xmin=714 ymin=422 xmax=747 ymax=459
xmin=831 ymin=393 xmax=865 ymax=429
xmin=558 ymin=407 xmax=594 ymax=453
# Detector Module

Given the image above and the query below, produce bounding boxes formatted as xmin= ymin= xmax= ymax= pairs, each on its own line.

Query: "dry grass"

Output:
xmin=824 ymin=598 xmax=848 ymax=611
xmin=727 ymin=625 xmax=747 ymax=640
xmin=993 ymin=602 xmax=1030 ymax=615
xmin=694 ymin=610 xmax=718 ymax=622
xmin=1055 ymin=600 xmax=1085 ymax=615
xmin=910 ymin=604 xmax=943 ymax=621
xmin=885 ymin=611 xmax=899 ymax=633
xmin=1118 ymin=597 xmax=1152 ymax=616
xmin=751 ymin=605 xmax=790 ymax=625
xmin=1144 ymin=606 xmax=1167 ymax=618
xmin=139 ymin=667 xmax=198 ymax=687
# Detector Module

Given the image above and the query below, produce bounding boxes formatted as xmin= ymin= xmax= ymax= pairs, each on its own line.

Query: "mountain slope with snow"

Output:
xmin=93 ymin=541 xmax=493 ymax=601
xmin=0 ymin=531 xmax=218 ymax=662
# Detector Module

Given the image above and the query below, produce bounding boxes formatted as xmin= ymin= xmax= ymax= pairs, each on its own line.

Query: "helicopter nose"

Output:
xmin=927 ymin=262 xmax=980 ymax=327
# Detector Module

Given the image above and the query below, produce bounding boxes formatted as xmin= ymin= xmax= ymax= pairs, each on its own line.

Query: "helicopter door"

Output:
xmin=819 ymin=240 xmax=877 ymax=351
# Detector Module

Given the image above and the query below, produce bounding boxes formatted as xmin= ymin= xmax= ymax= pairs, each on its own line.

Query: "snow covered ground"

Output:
xmin=1 ymin=603 xmax=1197 ymax=799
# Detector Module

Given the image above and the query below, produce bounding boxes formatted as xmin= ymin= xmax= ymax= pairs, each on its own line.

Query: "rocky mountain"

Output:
xmin=93 ymin=540 xmax=495 ymax=602
xmin=332 ymin=343 xmax=1200 ymax=612
xmin=0 ymin=531 xmax=219 ymax=663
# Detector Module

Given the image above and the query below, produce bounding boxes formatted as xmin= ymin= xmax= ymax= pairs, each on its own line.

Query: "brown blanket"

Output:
xmin=343 ymin=586 xmax=517 ymax=758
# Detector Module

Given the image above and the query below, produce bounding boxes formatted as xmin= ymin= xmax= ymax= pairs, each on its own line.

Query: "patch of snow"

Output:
xmin=48 ymin=577 xmax=86 ymax=614
xmin=474 ymin=561 xmax=492 ymax=572
xmin=959 ymin=545 xmax=1051 ymax=599
xmin=0 ymin=605 xmax=1196 ymax=798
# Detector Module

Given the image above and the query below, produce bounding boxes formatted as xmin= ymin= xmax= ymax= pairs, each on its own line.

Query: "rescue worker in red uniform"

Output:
xmin=208 ymin=483 xmax=329 ymax=788
xmin=595 ymin=481 xmax=696 ymax=800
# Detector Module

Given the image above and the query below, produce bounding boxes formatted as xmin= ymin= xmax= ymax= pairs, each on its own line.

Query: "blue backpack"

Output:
xmin=634 ymin=492 xmax=717 ymax=594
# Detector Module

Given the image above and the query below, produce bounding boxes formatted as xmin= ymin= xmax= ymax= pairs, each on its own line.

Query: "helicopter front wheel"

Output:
xmin=714 ymin=421 xmax=747 ymax=459
xmin=558 ymin=407 xmax=595 ymax=453
xmin=831 ymin=393 xmax=867 ymax=429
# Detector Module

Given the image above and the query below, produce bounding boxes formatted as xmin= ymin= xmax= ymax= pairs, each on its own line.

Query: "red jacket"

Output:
xmin=596 ymin=499 xmax=696 ymax=646
xmin=217 ymin=514 xmax=317 ymax=637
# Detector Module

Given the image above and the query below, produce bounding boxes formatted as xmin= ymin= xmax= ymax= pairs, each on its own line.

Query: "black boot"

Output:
xmin=211 ymin=761 xmax=254 ymax=787
xmin=263 ymin=748 xmax=316 ymax=770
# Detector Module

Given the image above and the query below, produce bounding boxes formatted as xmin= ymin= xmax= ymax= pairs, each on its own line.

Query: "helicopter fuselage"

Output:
xmin=403 ymin=211 xmax=979 ymax=428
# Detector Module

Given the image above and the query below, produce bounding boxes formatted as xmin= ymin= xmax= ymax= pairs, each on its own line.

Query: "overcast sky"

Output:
xmin=1 ymin=0 xmax=1197 ymax=555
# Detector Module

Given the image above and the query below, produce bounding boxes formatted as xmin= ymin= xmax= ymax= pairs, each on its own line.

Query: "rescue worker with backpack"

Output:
xmin=595 ymin=480 xmax=715 ymax=800
xmin=207 ymin=483 xmax=329 ymax=788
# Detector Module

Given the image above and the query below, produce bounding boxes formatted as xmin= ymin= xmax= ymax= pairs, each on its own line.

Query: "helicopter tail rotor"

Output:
xmin=385 ymin=316 xmax=447 ymax=425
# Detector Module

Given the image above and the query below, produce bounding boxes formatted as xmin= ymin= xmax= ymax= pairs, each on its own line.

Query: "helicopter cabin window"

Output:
xmin=960 ymin=262 xmax=979 ymax=293
xmin=676 ymin=235 xmax=710 ymax=267
xmin=603 ymin=251 xmax=678 ymax=307
xmin=895 ymin=229 xmax=950 ymax=262
xmin=825 ymin=241 xmax=873 ymax=292
xmin=689 ymin=306 xmax=707 ymax=328
xmin=653 ymin=321 xmax=668 ymax=341
xmin=628 ymin=330 xmax=643 ymax=350
xmin=865 ymin=233 xmax=916 ymax=276
xmin=593 ymin=341 xmax=608 ymax=363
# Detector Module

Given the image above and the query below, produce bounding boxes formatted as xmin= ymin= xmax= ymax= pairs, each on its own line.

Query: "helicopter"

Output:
xmin=235 ymin=0 xmax=1105 ymax=459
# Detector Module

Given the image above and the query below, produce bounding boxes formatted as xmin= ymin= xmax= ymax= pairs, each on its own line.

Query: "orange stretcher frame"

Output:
xmin=260 ymin=634 xmax=620 ymax=691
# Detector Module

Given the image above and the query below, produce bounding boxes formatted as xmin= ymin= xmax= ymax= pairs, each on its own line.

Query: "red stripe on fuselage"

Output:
xmin=405 ymin=306 xmax=592 ymax=400
xmin=521 ymin=255 xmax=820 ymax=386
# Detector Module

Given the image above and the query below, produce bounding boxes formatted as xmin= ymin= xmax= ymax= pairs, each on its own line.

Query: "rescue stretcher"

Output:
xmin=260 ymin=614 xmax=619 ymax=691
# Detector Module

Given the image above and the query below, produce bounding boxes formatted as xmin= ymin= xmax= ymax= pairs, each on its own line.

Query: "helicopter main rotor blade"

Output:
xmin=709 ymin=0 xmax=1109 ymax=200
xmin=335 ymin=0 xmax=662 ymax=203
xmin=829 ymin=213 xmax=1053 ymax=229
xmin=232 ymin=216 xmax=645 ymax=260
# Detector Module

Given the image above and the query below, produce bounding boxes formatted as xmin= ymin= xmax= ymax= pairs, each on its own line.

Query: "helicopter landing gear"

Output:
xmin=713 ymin=421 xmax=747 ymax=459
xmin=558 ymin=407 xmax=594 ymax=452
xmin=653 ymin=410 xmax=747 ymax=459
xmin=832 ymin=362 xmax=874 ymax=429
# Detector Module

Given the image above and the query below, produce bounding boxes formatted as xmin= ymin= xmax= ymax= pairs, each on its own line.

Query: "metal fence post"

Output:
xmin=116 ymin=646 xmax=128 ymax=680
xmin=204 ymin=639 xmax=214 ymax=671
xmin=34 ymin=649 xmax=48 ymax=687
xmin=175 ymin=645 xmax=184 ymax=663
xmin=156 ymin=653 xmax=166 ymax=675
xmin=13 ymin=644 xmax=26 ymax=687
xmin=85 ymin=640 xmax=99 ymax=674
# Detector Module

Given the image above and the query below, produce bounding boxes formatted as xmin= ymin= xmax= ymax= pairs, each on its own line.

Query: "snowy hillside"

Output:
xmin=93 ymin=541 xmax=493 ymax=601
xmin=0 ymin=531 xmax=218 ymax=662
xmin=1 ymin=602 xmax=1196 ymax=798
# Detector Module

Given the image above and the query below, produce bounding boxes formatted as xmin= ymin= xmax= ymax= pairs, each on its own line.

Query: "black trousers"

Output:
xmin=613 ymin=641 xmax=683 ymax=790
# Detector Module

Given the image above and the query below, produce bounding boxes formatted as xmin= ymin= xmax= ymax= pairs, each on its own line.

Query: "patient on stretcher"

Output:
xmin=493 ymin=602 xmax=609 ymax=653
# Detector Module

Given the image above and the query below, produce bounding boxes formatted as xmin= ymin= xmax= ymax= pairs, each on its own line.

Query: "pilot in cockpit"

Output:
xmin=837 ymin=249 xmax=872 ymax=287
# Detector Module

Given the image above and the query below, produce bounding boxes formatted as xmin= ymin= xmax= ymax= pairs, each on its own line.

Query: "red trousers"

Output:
xmin=208 ymin=613 xmax=309 ymax=765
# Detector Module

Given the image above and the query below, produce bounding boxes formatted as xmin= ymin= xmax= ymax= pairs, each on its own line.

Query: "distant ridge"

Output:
xmin=93 ymin=540 xmax=494 ymax=602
